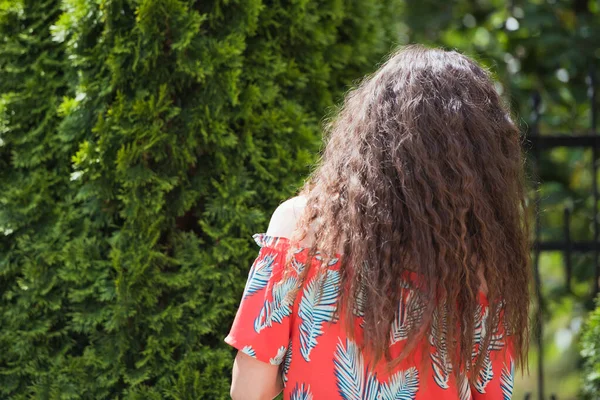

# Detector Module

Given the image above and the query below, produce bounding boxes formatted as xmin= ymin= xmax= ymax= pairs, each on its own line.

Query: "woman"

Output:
xmin=225 ymin=45 xmax=531 ymax=400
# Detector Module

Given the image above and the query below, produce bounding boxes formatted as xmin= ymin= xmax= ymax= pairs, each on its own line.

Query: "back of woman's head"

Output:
xmin=292 ymin=44 xmax=531 ymax=380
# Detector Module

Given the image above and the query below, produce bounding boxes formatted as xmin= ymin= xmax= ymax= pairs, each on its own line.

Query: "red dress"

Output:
xmin=225 ymin=233 xmax=514 ymax=400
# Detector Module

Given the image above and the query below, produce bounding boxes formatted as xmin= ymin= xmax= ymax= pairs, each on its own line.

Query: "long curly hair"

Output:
xmin=286 ymin=44 xmax=532 ymax=381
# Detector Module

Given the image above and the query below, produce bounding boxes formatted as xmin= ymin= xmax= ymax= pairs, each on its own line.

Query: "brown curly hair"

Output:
xmin=286 ymin=44 xmax=532 ymax=381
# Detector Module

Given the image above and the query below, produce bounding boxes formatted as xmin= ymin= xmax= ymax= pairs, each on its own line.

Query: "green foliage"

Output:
xmin=0 ymin=0 xmax=400 ymax=398
xmin=581 ymin=296 xmax=600 ymax=398
xmin=404 ymin=0 xmax=600 ymax=131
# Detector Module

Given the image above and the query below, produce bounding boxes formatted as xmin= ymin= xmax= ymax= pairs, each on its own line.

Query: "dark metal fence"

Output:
xmin=524 ymin=65 xmax=598 ymax=400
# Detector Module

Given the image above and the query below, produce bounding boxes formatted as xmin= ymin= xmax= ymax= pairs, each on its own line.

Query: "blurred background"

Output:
xmin=1 ymin=0 xmax=599 ymax=399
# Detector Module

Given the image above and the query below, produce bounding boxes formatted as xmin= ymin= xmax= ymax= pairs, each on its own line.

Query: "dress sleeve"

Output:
xmin=471 ymin=304 xmax=516 ymax=400
xmin=224 ymin=234 xmax=297 ymax=366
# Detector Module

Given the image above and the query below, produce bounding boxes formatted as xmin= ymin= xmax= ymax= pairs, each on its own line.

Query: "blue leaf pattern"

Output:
xmin=299 ymin=270 xmax=340 ymax=361
xmin=334 ymin=339 xmax=366 ymax=399
xmin=474 ymin=353 xmax=494 ymax=394
xmin=500 ymin=358 xmax=514 ymax=400
xmin=353 ymin=262 xmax=369 ymax=319
xmin=353 ymin=280 xmax=367 ymax=331
xmin=471 ymin=304 xmax=486 ymax=358
xmin=314 ymin=251 xmax=340 ymax=264
xmin=291 ymin=383 xmax=313 ymax=400
xmin=457 ymin=374 xmax=472 ymax=400
xmin=282 ymin=339 xmax=293 ymax=385
xmin=429 ymin=306 xmax=451 ymax=389
xmin=254 ymin=275 xmax=298 ymax=333
xmin=334 ymin=338 xmax=420 ymax=400
xmin=353 ymin=281 xmax=366 ymax=318
xmin=243 ymin=253 xmax=276 ymax=299
xmin=379 ymin=367 xmax=419 ymax=400
xmin=473 ymin=304 xmax=505 ymax=393
xmin=241 ymin=345 xmax=256 ymax=358
xmin=363 ymin=375 xmax=380 ymax=400
xmin=390 ymin=287 xmax=424 ymax=344
xmin=270 ymin=345 xmax=287 ymax=365
xmin=292 ymin=257 xmax=307 ymax=275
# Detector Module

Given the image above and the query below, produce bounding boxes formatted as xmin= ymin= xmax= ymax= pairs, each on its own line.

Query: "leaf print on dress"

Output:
xmin=473 ymin=304 xmax=505 ymax=394
xmin=314 ymin=251 xmax=340 ymax=266
xmin=354 ymin=284 xmax=365 ymax=318
xmin=334 ymin=338 xmax=368 ymax=399
xmin=270 ymin=345 xmax=287 ymax=365
xmin=353 ymin=261 xmax=371 ymax=319
xmin=429 ymin=305 xmax=452 ymax=389
xmin=390 ymin=286 xmax=424 ymax=344
xmin=378 ymin=367 xmax=419 ymax=400
xmin=500 ymin=358 xmax=514 ymax=400
xmin=473 ymin=304 xmax=505 ymax=354
xmin=334 ymin=338 xmax=420 ymax=400
xmin=241 ymin=345 xmax=256 ymax=358
xmin=291 ymin=256 xmax=306 ymax=275
xmin=254 ymin=275 xmax=299 ymax=333
xmin=243 ymin=253 xmax=276 ymax=299
xmin=298 ymin=269 xmax=340 ymax=361
xmin=353 ymin=280 xmax=367 ymax=329
xmin=474 ymin=353 xmax=494 ymax=394
xmin=290 ymin=383 xmax=313 ymax=400
xmin=282 ymin=339 xmax=293 ymax=385
xmin=457 ymin=374 xmax=472 ymax=400
xmin=471 ymin=305 xmax=486 ymax=356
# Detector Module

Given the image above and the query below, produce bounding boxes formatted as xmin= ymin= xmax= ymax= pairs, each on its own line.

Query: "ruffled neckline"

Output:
xmin=251 ymin=232 xmax=489 ymax=303
xmin=252 ymin=232 xmax=343 ymax=258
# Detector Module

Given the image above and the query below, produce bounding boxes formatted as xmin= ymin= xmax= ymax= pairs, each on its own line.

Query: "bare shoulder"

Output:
xmin=265 ymin=195 xmax=307 ymax=238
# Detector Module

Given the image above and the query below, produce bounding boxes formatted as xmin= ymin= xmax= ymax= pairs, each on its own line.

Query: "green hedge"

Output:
xmin=581 ymin=296 xmax=600 ymax=398
xmin=0 ymin=0 xmax=400 ymax=398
